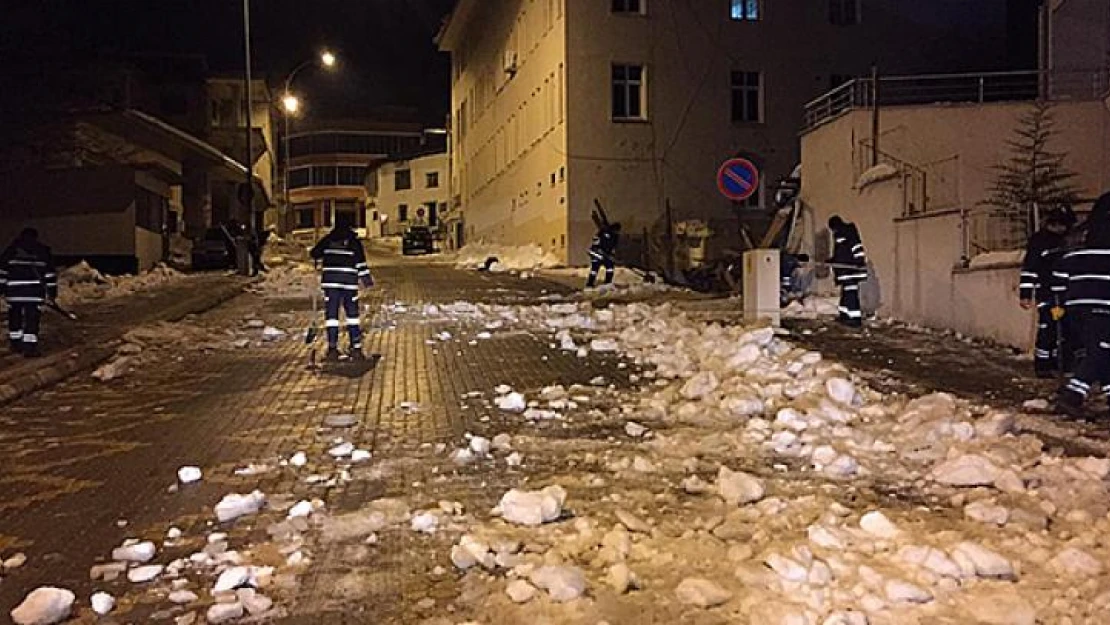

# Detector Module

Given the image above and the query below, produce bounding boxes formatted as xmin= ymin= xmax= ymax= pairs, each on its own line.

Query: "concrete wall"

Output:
xmin=135 ymin=225 xmax=164 ymax=271
xmin=800 ymin=100 xmax=1110 ymax=347
xmin=1049 ymin=0 xmax=1110 ymax=73
xmin=447 ymin=0 xmax=570 ymax=259
xmin=369 ymin=153 xmax=449 ymax=235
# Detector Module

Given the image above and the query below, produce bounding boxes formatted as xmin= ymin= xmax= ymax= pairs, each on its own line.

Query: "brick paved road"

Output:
xmin=0 ymin=257 xmax=629 ymax=623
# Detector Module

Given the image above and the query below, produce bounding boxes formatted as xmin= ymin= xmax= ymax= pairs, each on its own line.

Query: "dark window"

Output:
xmin=398 ymin=204 xmax=409 ymax=222
xmin=294 ymin=204 xmax=315 ymax=229
xmin=135 ymin=188 xmax=167 ymax=232
xmin=338 ymin=166 xmax=367 ymax=186
xmin=312 ymin=166 xmax=338 ymax=186
xmin=730 ymin=71 xmax=762 ymax=123
xmin=611 ymin=0 xmax=642 ymax=13
xmin=426 ymin=202 xmax=439 ymax=227
xmin=395 ymin=169 xmax=412 ymax=191
xmin=829 ymin=0 xmax=859 ymax=25
xmin=612 ymin=64 xmax=645 ymax=120
xmin=730 ymin=0 xmax=759 ymax=21
xmin=426 ymin=171 xmax=440 ymax=188
xmin=289 ymin=167 xmax=311 ymax=189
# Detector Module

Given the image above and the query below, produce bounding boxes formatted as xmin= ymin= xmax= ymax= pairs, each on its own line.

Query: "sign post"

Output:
xmin=717 ymin=157 xmax=760 ymax=203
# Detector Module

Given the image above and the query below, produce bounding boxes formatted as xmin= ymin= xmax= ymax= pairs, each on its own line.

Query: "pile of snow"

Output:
xmin=857 ymin=163 xmax=900 ymax=188
xmin=57 ymin=262 xmax=184 ymax=307
xmin=253 ymin=263 xmax=318 ymax=298
xmin=968 ymin=250 xmax=1024 ymax=269
xmin=455 ymin=243 xmax=562 ymax=272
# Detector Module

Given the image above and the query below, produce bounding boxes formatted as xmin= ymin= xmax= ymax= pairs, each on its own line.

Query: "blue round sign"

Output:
xmin=717 ymin=157 xmax=760 ymax=201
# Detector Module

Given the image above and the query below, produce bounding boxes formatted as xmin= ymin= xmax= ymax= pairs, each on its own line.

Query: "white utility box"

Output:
xmin=743 ymin=249 xmax=781 ymax=326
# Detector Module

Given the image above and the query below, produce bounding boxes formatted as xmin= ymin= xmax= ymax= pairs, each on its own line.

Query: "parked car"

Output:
xmin=402 ymin=225 xmax=435 ymax=255
xmin=191 ymin=227 xmax=234 ymax=270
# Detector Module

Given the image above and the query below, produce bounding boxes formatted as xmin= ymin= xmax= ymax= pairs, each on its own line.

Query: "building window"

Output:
xmin=289 ymin=167 xmax=311 ymax=189
xmin=611 ymin=0 xmax=643 ymax=14
xmin=294 ymin=204 xmax=315 ymax=229
xmin=426 ymin=171 xmax=440 ymax=188
xmin=395 ymin=169 xmax=412 ymax=191
xmin=829 ymin=0 xmax=859 ymax=25
xmin=612 ymin=64 xmax=645 ymax=121
xmin=730 ymin=71 xmax=762 ymax=123
xmin=337 ymin=166 xmax=367 ymax=186
xmin=398 ymin=204 xmax=409 ymax=222
xmin=730 ymin=0 xmax=759 ymax=21
xmin=311 ymin=166 xmax=338 ymax=187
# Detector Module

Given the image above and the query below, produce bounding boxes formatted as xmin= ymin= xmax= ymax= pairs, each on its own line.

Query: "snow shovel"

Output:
xmin=46 ymin=300 xmax=78 ymax=321
xmin=305 ymin=268 xmax=322 ymax=371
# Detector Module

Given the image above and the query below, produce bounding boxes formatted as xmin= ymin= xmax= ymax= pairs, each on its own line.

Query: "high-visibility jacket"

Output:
xmin=310 ymin=229 xmax=371 ymax=292
xmin=831 ymin=222 xmax=867 ymax=284
xmin=1052 ymin=247 xmax=1110 ymax=311
xmin=1019 ymin=229 xmax=1067 ymax=302
xmin=0 ymin=238 xmax=56 ymax=304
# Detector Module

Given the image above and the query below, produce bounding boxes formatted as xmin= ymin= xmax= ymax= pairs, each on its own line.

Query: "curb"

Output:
xmin=0 ymin=280 xmax=248 ymax=405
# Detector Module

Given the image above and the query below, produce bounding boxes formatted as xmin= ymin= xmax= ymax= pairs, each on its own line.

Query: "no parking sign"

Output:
xmin=717 ymin=157 xmax=760 ymax=202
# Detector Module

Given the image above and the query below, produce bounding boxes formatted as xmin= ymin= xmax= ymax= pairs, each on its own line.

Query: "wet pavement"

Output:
xmin=0 ymin=259 xmax=627 ymax=623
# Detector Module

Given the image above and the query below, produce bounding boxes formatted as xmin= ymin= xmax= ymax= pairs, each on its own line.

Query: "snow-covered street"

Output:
xmin=2 ymin=252 xmax=1110 ymax=625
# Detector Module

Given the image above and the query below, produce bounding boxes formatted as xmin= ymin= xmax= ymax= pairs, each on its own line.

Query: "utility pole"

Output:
xmin=242 ymin=0 xmax=255 ymax=232
xmin=870 ymin=64 xmax=881 ymax=167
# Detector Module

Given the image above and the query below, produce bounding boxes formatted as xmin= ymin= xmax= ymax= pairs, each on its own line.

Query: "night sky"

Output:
xmin=1 ymin=0 xmax=458 ymax=125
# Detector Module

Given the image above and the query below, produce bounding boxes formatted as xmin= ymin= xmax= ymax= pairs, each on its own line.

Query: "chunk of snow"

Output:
xmin=351 ymin=449 xmax=372 ymax=462
xmin=930 ymin=454 xmax=1001 ymax=487
xmin=214 ymin=491 xmax=266 ymax=522
xmin=506 ymin=579 xmax=538 ymax=603
xmin=261 ymin=326 xmax=286 ymax=341
xmin=675 ymin=578 xmax=732 ymax=608
xmin=237 ymin=588 xmax=273 ymax=615
xmin=681 ymin=372 xmax=720 ymax=399
xmin=952 ymin=542 xmax=1015 ymax=579
xmin=287 ymin=500 xmax=315 ymax=519
xmin=717 ymin=466 xmax=765 ymax=505
xmin=530 ymin=566 xmax=587 ymax=602
xmin=90 ymin=592 xmax=115 ymax=616
xmin=127 ymin=565 xmax=163 ymax=583
xmin=826 ymin=378 xmax=857 ymax=405
xmin=1049 ymin=547 xmax=1103 ymax=577
xmin=469 ymin=436 xmax=491 ymax=455
xmin=590 ymin=338 xmax=619 ymax=352
xmin=411 ymin=512 xmax=439 ymax=534
xmin=498 ymin=486 xmax=566 ymax=526
xmin=177 ymin=466 xmax=202 ymax=484
xmin=10 ymin=587 xmax=75 ymax=625
xmin=328 ymin=442 xmax=354 ymax=457
xmin=492 ymin=433 xmax=513 ymax=451
xmin=206 ymin=602 xmax=244 ymax=624
xmin=624 ymin=421 xmax=649 ymax=437
xmin=112 ymin=541 xmax=156 ymax=563
xmin=288 ymin=452 xmax=307 ymax=467
xmin=506 ymin=452 xmax=524 ymax=467
xmin=885 ymin=579 xmax=932 ymax=604
xmin=497 ymin=392 xmax=527 ymax=412
xmin=168 ymin=590 xmax=199 ymax=604
xmin=859 ymin=511 xmax=900 ymax=538
xmin=3 ymin=552 xmax=27 ymax=569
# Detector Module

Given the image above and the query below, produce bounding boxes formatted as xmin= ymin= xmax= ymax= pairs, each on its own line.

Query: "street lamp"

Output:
xmin=281 ymin=50 xmax=338 ymax=236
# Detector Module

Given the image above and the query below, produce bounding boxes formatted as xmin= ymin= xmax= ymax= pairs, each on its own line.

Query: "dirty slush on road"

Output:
xmin=6 ymin=256 xmax=1110 ymax=625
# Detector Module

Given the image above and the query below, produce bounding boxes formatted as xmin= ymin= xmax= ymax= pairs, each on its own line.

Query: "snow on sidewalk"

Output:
xmin=56 ymin=262 xmax=186 ymax=308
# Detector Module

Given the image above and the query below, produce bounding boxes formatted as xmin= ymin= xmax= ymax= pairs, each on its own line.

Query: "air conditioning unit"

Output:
xmin=503 ymin=51 xmax=518 ymax=75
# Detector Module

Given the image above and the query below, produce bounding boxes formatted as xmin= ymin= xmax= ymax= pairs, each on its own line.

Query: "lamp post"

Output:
xmin=281 ymin=50 xmax=337 ymax=236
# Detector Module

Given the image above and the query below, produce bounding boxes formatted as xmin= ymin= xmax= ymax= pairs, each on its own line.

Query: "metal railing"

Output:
xmin=804 ymin=69 xmax=1110 ymax=132
xmin=855 ymin=139 xmax=929 ymax=217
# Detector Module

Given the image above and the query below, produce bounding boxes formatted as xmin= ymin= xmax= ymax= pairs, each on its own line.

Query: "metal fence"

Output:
xmin=804 ymin=69 xmax=1110 ymax=132
xmin=963 ymin=208 xmax=1032 ymax=258
xmin=854 ymin=139 xmax=929 ymax=217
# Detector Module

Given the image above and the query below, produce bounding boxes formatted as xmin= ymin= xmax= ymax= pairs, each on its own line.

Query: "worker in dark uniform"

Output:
xmin=1020 ymin=211 xmax=1073 ymax=377
xmin=828 ymin=215 xmax=868 ymax=327
xmin=310 ymin=222 xmax=373 ymax=361
xmin=586 ymin=205 xmax=621 ymax=288
xmin=0 ymin=228 xmax=57 ymax=357
xmin=1054 ymin=203 xmax=1110 ymax=416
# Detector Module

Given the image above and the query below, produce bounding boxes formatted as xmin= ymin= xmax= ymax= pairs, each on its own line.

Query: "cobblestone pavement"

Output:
xmin=0 ymin=258 xmax=632 ymax=623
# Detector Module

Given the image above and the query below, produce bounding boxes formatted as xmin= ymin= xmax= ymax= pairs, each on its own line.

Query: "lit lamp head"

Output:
xmin=321 ymin=51 xmax=337 ymax=68
xmin=282 ymin=94 xmax=300 ymax=114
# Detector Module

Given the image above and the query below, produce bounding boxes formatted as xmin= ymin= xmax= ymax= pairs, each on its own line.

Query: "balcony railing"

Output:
xmin=804 ymin=69 xmax=1110 ymax=132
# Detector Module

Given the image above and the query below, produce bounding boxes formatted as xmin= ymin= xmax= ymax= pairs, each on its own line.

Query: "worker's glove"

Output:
xmin=360 ymin=276 xmax=374 ymax=289
xmin=1051 ymin=306 xmax=1066 ymax=321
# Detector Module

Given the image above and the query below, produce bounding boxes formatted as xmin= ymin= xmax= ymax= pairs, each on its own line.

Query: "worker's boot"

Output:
xmin=9 ymin=338 xmax=22 ymax=354
xmin=1055 ymin=387 xmax=1086 ymax=419
xmin=22 ymin=343 xmax=41 ymax=358
xmin=349 ymin=349 xmax=366 ymax=362
xmin=325 ymin=346 xmax=341 ymax=363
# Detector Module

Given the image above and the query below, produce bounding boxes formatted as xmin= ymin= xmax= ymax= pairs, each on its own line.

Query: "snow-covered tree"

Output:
xmin=981 ymin=100 xmax=1082 ymax=232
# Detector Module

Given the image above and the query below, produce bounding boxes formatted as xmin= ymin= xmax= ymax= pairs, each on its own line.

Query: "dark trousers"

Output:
xmin=837 ymin=279 xmax=863 ymax=327
xmin=324 ymin=289 xmax=361 ymax=350
xmin=587 ymin=252 xmax=614 ymax=287
xmin=1035 ymin=300 xmax=1073 ymax=374
xmin=7 ymin=303 xmax=42 ymax=347
xmin=1064 ymin=310 xmax=1110 ymax=400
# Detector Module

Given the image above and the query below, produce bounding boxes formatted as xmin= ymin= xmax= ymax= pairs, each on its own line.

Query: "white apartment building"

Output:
xmin=438 ymin=0 xmax=1015 ymax=265
xmin=367 ymin=151 xmax=450 ymax=237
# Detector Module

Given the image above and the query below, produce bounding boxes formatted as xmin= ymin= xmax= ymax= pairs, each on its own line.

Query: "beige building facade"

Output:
xmin=367 ymin=152 xmax=449 ymax=237
xmin=439 ymin=0 xmax=1014 ymax=265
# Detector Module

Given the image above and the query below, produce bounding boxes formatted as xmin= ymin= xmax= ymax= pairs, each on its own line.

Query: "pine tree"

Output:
xmin=981 ymin=100 xmax=1082 ymax=233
